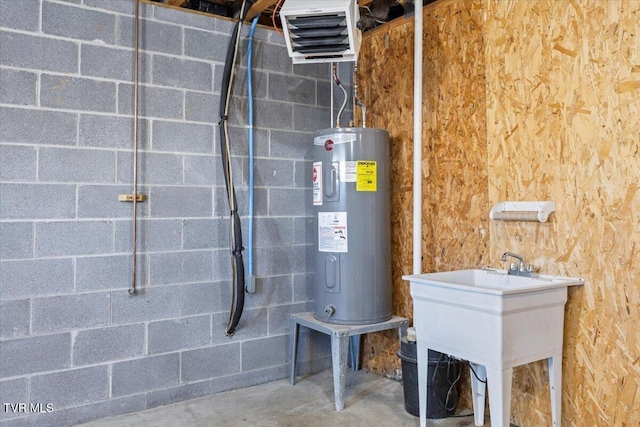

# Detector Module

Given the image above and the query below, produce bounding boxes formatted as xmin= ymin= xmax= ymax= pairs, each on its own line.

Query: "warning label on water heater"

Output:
xmin=312 ymin=161 xmax=322 ymax=206
xmin=340 ymin=161 xmax=357 ymax=182
xmin=318 ymin=212 xmax=348 ymax=253
xmin=356 ymin=161 xmax=377 ymax=192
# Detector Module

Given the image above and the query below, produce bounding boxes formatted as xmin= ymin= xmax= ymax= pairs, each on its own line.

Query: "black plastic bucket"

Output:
xmin=397 ymin=338 xmax=459 ymax=418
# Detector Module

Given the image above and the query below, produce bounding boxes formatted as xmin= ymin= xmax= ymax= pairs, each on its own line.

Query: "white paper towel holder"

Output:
xmin=490 ymin=201 xmax=556 ymax=222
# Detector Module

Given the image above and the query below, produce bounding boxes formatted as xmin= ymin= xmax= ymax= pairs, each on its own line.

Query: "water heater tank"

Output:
xmin=312 ymin=127 xmax=392 ymax=325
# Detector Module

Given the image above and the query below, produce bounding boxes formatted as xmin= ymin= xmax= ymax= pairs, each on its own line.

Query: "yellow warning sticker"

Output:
xmin=356 ymin=161 xmax=377 ymax=192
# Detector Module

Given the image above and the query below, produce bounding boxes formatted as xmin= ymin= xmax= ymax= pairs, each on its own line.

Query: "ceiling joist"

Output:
xmin=151 ymin=0 xmax=409 ymax=34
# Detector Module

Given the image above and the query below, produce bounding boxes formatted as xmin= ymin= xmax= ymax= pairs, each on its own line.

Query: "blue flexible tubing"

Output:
xmin=247 ymin=15 xmax=259 ymax=283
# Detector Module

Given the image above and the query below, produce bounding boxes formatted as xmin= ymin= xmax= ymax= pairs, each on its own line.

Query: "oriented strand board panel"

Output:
xmin=484 ymin=0 xmax=640 ymax=425
xmin=357 ymin=17 xmax=416 ymax=377
xmin=359 ymin=1 xmax=638 ymax=425
xmin=422 ymin=0 xmax=488 ymax=274
xmin=357 ymin=0 xmax=489 ymax=379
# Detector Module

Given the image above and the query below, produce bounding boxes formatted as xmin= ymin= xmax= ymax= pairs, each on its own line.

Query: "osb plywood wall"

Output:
xmin=359 ymin=0 xmax=639 ymax=424
xmin=422 ymin=0 xmax=488 ymax=273
xmin=485 ymin=0 xmax=640 ymax=425
xmin=357 ymin=0 xmax=489 ymax=378
xmin=357 ymin=17 xmax=416 ymax=376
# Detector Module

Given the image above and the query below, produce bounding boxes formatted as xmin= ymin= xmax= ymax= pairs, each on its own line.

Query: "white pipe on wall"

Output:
xmin=413 ymin=0 xmax=423 ymax=275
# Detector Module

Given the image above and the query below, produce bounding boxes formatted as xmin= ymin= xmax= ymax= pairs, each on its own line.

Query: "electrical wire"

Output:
xmin=431 ymin=352 xmax=462 ymax=414
xmin=444 ymin=360 xmax=484 ymax=418
xmin=272 ymin=0 xmax=285 ymax=36
xmin=218 ymin=0 xmax=254 ymax=336
xmin=468 ymin=361 xmax=487 ymax=383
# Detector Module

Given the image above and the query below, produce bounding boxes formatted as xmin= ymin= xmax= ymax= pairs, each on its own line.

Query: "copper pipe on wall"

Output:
xmin=129 ymin=0 xmax=141 ymax=295
xmin=330 ymin=62 xmax=335 ymax=128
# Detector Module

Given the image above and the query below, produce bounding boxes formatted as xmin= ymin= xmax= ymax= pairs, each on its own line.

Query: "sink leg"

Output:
xmin=548 ymin=356 xmax=562 ymax=427
xmin=470 ymin=363 xmax=487 ymax=426
xmin=416 ymin=341 xmax=428 ymax=427
xmin=486 ymin=367 xmax=513 ymax=427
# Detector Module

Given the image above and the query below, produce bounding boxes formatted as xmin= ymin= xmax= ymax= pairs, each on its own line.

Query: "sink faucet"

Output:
xmin=501 ymin=252 xmax=538 ymax=277
xmin=501 ymin=252 xmax=524 ymax=269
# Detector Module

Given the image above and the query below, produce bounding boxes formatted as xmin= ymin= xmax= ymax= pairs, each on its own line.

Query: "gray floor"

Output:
xmin=79 ymin=369 xmax=488 ymax=427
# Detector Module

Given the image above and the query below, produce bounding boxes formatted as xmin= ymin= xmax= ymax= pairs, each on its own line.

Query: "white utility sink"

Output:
xmin=412 ymin=268 xmax=583 ymax=294
xmin=403 ymin=269 xmax=584 ymax=427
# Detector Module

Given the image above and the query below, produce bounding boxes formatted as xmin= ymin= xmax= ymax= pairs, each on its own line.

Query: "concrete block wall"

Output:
xmin=0 ymin=1 xmax=353 ymax=425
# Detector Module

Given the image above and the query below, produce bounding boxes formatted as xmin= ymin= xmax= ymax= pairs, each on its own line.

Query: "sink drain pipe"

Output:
xmin=218 ymin=0 xmax=255 ymax=336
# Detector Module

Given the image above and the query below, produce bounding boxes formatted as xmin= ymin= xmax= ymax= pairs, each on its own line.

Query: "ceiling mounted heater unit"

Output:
xmin=279 ymin=0 xmax=361 ymax=64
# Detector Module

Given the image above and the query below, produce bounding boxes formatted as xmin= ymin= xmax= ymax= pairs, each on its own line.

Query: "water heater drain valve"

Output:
xmin=324 ymin=305 xmax=336 ymax=317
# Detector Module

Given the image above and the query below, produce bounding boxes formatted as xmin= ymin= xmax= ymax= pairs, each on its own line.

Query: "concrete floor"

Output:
xmin=79 ymin=369 xmax=490 ymax=427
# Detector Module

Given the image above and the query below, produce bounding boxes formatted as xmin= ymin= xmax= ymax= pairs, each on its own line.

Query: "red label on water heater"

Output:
xmin=325 ymin=140 xmax=334 ymax=151
xmin=312 ymin=161 xmax=322 ymax=206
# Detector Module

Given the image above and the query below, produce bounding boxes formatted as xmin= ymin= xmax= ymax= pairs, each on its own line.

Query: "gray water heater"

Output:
xmin=312 ymin=127 xmax=392 ymax=325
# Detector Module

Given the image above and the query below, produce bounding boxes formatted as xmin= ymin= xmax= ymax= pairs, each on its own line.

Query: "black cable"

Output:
xmin=218 ymin=0 xmax=255 ymax=336
xmin=468 ymin=361 xmax=487 ymax=384
xmin=431 ymin=353 xmax=462 ymax=414
xmin=449 ymin=412 xmax=475 ymax=418
xmin=444 ymin=357 xmax=461 ymax=412
xmin=430 ymin=353 xmax=447 ymax=411
xmin=424 ymin=356 xmax=484 ymax=419
xmin=444 ymin=361 xmax=488 ymax=418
